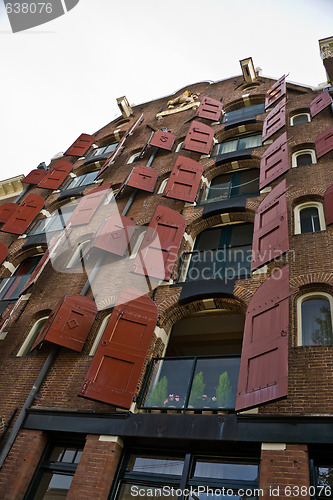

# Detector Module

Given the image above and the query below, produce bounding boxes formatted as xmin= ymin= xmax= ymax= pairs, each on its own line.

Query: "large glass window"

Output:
xmin=204 ymin=169 xmax=259 ymax=203
xmin=87 ymin=143 xmax=118 ymax=159
xmin=212 ymin=134 xmax=262 ymax=157
xmin=299 ymin=294 xmax=333 ymax=346
xmin=63 ymin=171 xmax=99 ymax=190
xmin=28 ymin=202 xmax=78 ymax=236
xmin=222 ymin=103 xmax=265 ymax=125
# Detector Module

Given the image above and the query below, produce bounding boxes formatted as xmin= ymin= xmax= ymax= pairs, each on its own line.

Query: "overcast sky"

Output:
xmin=1 ymin=0 xmax=332 ymax=181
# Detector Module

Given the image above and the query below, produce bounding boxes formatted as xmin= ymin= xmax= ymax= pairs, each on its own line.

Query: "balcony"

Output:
xmin=0 ymin=274 xmax=32 ymax=301
xmin=139 ymin=355 xmax=240 ymax=411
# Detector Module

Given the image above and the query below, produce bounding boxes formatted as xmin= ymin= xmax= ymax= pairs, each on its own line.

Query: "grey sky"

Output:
xmin=0 ymin=0 xmax=332 ymax=180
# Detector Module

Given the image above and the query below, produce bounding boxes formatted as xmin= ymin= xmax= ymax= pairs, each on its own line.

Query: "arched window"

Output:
xmin=17 ymin=316 xmax=49 ymax=356
xmin=297 ymin=293 xmax=333 ymax=346
xmin=205 ymin=169 xmax=259 ymax=202
xmin=127 ymin=152 xmax=141 ymax=164
xmin=294 ymin=202 xmax=326 ymax=234
xmin=89 ymin=313 xmax=111 ymax=356
xmin=213 ymin=133 xmax=262 ymax=156
xmin=292 ymin=149 xmax=316 ymax=168
xmin=290 ymin=113 xmax=311 ymax=126
xmin=180 ymin=223 xmax=253 ymax=282
xmin=0 ymin=255 xmax=42 ymax=301
xmin=175 ymin=141 xmax=184 ymax=153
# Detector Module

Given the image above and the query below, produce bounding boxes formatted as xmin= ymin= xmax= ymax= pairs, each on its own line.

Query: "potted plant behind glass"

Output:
xmin=188 ymin=371 xmax=206 ymax=408
xmin=215 ymin=371 xmax=232 ymax=408
xmin=146 ymin=376 xmax=168 ymax=408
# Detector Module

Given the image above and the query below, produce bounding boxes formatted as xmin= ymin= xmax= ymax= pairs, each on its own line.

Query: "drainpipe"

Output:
xmin=0 ymin=346 xmax=58 ymax=470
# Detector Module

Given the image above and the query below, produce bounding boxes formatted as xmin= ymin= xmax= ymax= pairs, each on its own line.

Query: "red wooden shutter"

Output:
xmin=79 ymin=287 xmax=158 ymax=409
xmin=127 ymin=166 xmax=158 ymax=192
xmin=0 ymin=242 xmax=8 ymax=265
xmin=133 ymin=205 xmax=186 ymax=280
xmin=315 ymin=126 xmax=333 ymax=159
xmin=93 ymin=215 xmax=136 ymax=256
xmin=324 ymin=184 xmax=333 ymax=226
xmin=259 ymin=132 xmax=289 ymax=189
xmin=163 ymin=156 xmax=203 ymax=203
xmin=265 ymin=75 xmax=286 ymax=109
xmin=150 ymin=131 xmax=176 ymax=151
xmin=183 ymin=121 xmax=214 ymax=154
xmin=23 ymin=169 xmax=47 ymax=185
xmin=251 ymin=180 xmax=288 ymax=271
xmin=0 ymin=203 xmax=17 ymax=223
xmin=38 ymin=160 xmax=73 ymax=190
xmin=67 ymin=189 xmax=108 ymax=226
xmin=235 ymin=266 xmax=291 ymax=411
xmin=196 ymin=96 xmax=223 ymax=121
xmin=31 ymin=295 xmax=97 ymax=352
xmin=310 ymin=91 xmax=332 ymax=118
xmin=262 ymin=98 xmax=286 ymax=142
xmin=64 ymin=133 xmax=95 ymax=157
xmin=1 ymin=194 xmax=45 ymax=235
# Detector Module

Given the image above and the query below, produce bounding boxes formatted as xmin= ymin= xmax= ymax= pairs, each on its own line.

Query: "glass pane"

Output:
xmin=29 ymin=218 xmax=50 ymax=235
xmin=127 ymin=455 xmax=184 ymax=475
xmin=301 ymin=298 xmax=333 ymax=345
xmin=234 ymin=169 xmax=259 ymax=197
xmin=118 ymin=483 xmax=178 ymax=499
xmin=49 ymin=446 xmax=65 ymax=462
xmin=62 ymin=448 xmax=77 ymax=463
xmin=142 ymin=358 xmax=194 ymax=408
xmin=188 ymin=358 xmax=240 ymax=409
xmin=194 ymin=227 xmax=222 ymax=251
xmin=230 ymin=224 xmax=253 ymax=246
xmin=207 ymin=174 xmax=232 ymax=201
xmin=193 ymin=460 xmax=259 ymax=481
xmin=296 ymin=154 xmax=312 ymax=167
xmin=217 ymin=139 xmax=238 ymax=155
xmin=300 ymin=207 xmax=320 ymax=233
xmin=317 ymin=466 xmax=333 ymax=487
xmin=104 ymin=143 xmax=118 ymax=154
xmin=292 ymin=114 xmax=309 ymax=125
xmin=34 ymin=472 xmax=73 ymax=499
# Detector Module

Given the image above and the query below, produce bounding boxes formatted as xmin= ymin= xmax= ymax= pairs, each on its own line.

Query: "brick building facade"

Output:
xmin=0 ymin=43 xmax=333 ymax=499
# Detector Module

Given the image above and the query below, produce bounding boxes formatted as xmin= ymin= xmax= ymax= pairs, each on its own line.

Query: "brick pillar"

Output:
xmin=0 ymin=429 xmax=47 ymax=500
xmin=67 ymin=434 xmax=123 ymax=500
xmin=260 ymin=443 xmax=310 ymax=500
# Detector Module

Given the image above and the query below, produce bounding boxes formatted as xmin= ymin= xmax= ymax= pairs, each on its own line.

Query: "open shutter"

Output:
xmin=38 ymin=160 xmax=73 ymax=190
xmin=183 ymin=121 xmax=214 ymax=154
xmin=235 ymin=266 xmax=291 ymax=411
xmin=93 ymin=215 xmax=136 ymax=256
xmin=163 ymin=156 xmax=203 ymax=203
xmin=196 ymin=96 xmax=223 ymax=121
xmin=259 ymin=132 xmax=289 ymax=189
xmin=310 ymin=91 xmax=332 ymax=118
xmin=324 ymin=184 xmax=333 ymax=226
xmin=23 ymin=169 xmax=47 ymax=185
xmin=64 ymin=133 xmax=95 ymax=157
xmin=31 ymin=295 xmax=97 ymax=352
xmin=67 ymin=188 xmax=108 ymax=226
xmin=0 ymin=203 xmax=17 ymax=223
xmin=265 ymin=75 xmax=286 ymax=109
xmin=127 ymin=166 xmax=158 ymax=192
xmin=251 ymin=180 xmax=288 ymax=271
xmin=150 ymin=131 xmax=176 ymax=151
xmin=133 ymin=205 xmax=186 ymax=280
xmin=1 ymin=194 xmax=44 ymax=235
xmin=79 ymin=287 xmax=158 ymax=409
xmin=315 ymin=126 xmax=333 ymax=159
xmin=262 ymin=98 xmax=286 ymax=142
xmin=0 ymin=242 xmax=8 ymax=265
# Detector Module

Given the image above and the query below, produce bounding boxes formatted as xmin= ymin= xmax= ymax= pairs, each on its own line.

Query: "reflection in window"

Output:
xmin=213 ymin=134 xmax=262 ymax=156
xmin=204 ymin=169 xmax=259 ymax=203
xmin=301 ymin=297 xmax=333 ymax=345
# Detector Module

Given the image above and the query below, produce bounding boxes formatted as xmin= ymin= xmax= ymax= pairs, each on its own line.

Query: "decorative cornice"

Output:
xmin=0 ymin=175 xmax=24 ymax=200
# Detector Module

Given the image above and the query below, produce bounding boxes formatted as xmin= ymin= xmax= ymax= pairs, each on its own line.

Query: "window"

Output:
xmin=0 ymin=255 xmax=42 ymax=301
xmin=17 ymin=316 xmax=49 ymax=356
xmin=86 ymin=143 xmax=118 ymax=159
xmin=179 ymin=223 xmax=253 ymax=282
xmin=290 ymin=113 xmax=311 ymax=126
xmin=157 ymin=178 xmax=169 ymax=195
xmin=114 ymin=452 xmax=260 ymax=499
xmin=310 ymin=451 xmax=333 ymax=499
xmin=67 ymin=240 xmax=90 ymax=269
xmin=297 ymin=293 xmax=333 ymax=346
xmin=203 ymin=169 xmax=259 ymax=203
xmin=222 ymin=103 xmax=265 ymax=125
xmin=294 ymin=202 xmax=326 ymax=234
xmin=175 ymin=141 xmax=184 ymax=153
xmin=292 ymin=149 xmax=317 ymax=168
xmin=212 ymin=133 xmax=262 ymax=156
xmin=25 ymin=441 xmax=84 ymax=499
xmin=28 ymin=202 xmax=78 ymax=236
xmin=63 ymin=171 xmax=99 ymax=190
xmin=127 ymin=152 xmax=141 ymax=164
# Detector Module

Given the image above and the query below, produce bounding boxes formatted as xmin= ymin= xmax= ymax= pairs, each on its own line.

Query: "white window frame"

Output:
xmin=291 ymin=149 xmax=317 ymax=168
xmin=67 ymin=240 xmax=90 ymax=269
xmin=89 ymin=313 xmax=111 ymax=355
xmin=290 ymin=113 xmax=311 ymax=126
xmin=294 ymin=201 xmax=326 ymax=234
xmin=127 ymin=152 xmax=141 ymax=164
xmin=175 ymin=141 xmax=183 ymax=153
xmin=17 ymin=316 xmax=49 ymax=357
xmin=297 ymin=292 xmax=333 ymax=346
xmin=157 ymin=178 xmax=169 ymax=195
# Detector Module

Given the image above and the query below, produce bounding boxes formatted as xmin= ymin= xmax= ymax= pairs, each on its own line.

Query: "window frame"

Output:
xmin=17 ymin=315 xmax=49 ymax=357
xmin=89 ymin=313 xmax=111 ymax=356
xmin=290 ymin=113 xmax=311 ymax=126
xmin=63 ymin=170 xmax=99 ymax=191
xmin=212 ymin=133 xmax=262 ymax=157
xmin=291 ymin=149 xmax=317 ymax=168
xmin=297 ymin=292 xmax=333 ymax=346
xmin=127 ymin=152 xmax=141 ymax=164
xmin=294 ymin=202 xmax=326 ymax=235
xmin=204 ymin=168 xmax=259 ymax=203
